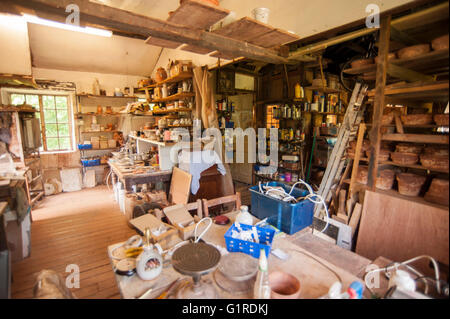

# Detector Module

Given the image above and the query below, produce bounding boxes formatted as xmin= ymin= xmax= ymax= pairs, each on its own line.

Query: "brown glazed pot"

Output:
xmin=376 ymin=169 xmax=395 ymax=190
xmin=400 ymin=114 xmax=433 ymax=126
xmin=391 ymin=152 xmax=419 ymax=165
xmin=420 ymin=154 xmax=449 ymax=171
xmin=425 ymin=178 xmax=449 ymax=206
xmin=395 ymin=143 xmax=423 ymax=154
xmin=269 ymin=271 xmax=301 ymax=299
xmin=431 ymin=34 xmax=449 ymax=51
xmin=396 ymin=173 xmax=426 ymax=197
xmin=397 ymin=44 xmax=430 ymax=59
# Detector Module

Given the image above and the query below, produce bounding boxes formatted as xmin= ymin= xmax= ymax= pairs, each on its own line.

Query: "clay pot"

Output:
xmin=400 ymin=114 xmax=433 ymax=125
xmin=424 ymin=146 xmax=449 ymax=156
xmin=425 ymin=178 xmax=449 ymax=206
xmin=155 ymin=67 xmax=168 ymax=83
xmin=397 ymin=44 xmax=430 ymax=59
xmin=381 ymin=112 xmax=395 ymax=126
xmin=375 ymin=52 xmax=397 ymax=64
xmin=391 ymin=152 xmax=419 ymax=165
xmin=351 ymin=58 xmax=374 ymax=69
xmin=356 ymin=166 xmax=369 ymax=185
xmin=312 ymin=78 xmax=327 ymax=87
xmin=395 ymin=143 xmax=423 ymax=154
xmin=376 ymin=169 xmax=395 ymax=190
xmin=420 ymin=154 xmax=449 ymax=171
xmin=269 ymin=271 xmax=301 ymax=299
xmin=396 ymin=173 xmax=426 ymax=197
xmin=434 ymin=114 xmax=449 ymax=126
xmin=349 ymin=139 xmax=370 ymax=152
xmin=431 ymin=34 xmax=449 ymax=51
xmin=366 ymin=148 xmax=391 ymax=162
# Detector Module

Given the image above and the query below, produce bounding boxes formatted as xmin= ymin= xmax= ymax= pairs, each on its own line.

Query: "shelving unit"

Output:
xmin=347 ymin=15 xmax=449 ymax=207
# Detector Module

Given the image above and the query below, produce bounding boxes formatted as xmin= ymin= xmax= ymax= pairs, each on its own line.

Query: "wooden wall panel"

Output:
xmin=356 ymin=191 xmax=449 ymax=270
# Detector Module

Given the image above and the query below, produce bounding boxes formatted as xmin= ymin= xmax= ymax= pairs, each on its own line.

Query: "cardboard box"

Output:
xmin=129 ymin=214 xmax=178 ymax=249
xmin=163 ymin=204 xmax=196 ymax=240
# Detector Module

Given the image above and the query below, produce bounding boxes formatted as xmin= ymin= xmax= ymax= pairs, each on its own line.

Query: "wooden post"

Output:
xmin=349 ymin=123 xmax=366 ymax=198
xmin=368 ymin=16 xmax=391 ymax=190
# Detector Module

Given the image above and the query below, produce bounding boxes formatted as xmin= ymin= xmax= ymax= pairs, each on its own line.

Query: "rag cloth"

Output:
xmin=178 ymin=150 xmax=226 ymax=195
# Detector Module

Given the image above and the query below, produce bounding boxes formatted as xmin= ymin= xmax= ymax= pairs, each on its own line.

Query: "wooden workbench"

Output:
xmin=108 ymin=160 xmax=172 ymax=192
xmin=107 ymin=212 xmax=367 ymax=299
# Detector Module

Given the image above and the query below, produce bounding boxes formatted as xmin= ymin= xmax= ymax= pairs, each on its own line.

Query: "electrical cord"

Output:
xmin=258 ymin=180 xmax=330 ymax=233
xmin=194 ymin=217 xmax=213 ymax=243
xmin=363 ymin=255 xmax=441 ymax=297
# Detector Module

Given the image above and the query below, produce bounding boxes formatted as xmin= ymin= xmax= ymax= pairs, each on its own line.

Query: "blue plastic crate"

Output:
xmin=249 ymin=182 xmax=315 ymax=235
xmin=224 ymin=223 xmax=275 ymax=259
xmin=78 ymin=144 xmax=93 ymax=150
xmin=81 ymin=159 xmax=100 ymax=167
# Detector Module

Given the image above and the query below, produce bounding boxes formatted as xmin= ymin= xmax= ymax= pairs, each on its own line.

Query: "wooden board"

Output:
xmin=250 ymin=29 xmax=300 ymax=48
xmin=168 ymin=167 xmax=192 ymax=205
xmin=214 ymin=17 xmax=273 ymax=42
xmin=167 ymin=0 xmax=229 ymax=30
xmin=180 ymin=44 xmax=214 ymax=55
xmin=145 ymin=37 xmax=182 ymax=49
xmin=213 ymin=17 xmax=300 ymax=48
xmin=209 ymin=51 xmax=242 ymax=60
xmin=356 ymin=190 xmax=449 ymax=268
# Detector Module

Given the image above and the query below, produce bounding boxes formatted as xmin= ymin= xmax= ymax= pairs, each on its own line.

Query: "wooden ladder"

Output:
xmin=314 ymin=82 xmax=368 ymax=216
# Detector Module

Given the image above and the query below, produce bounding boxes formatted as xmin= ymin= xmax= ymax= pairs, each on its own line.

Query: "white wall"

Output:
xmin=0 ymin=14 xmax=32 ymax=75
xmin=32 ymin=68 xmax=145 ymax=97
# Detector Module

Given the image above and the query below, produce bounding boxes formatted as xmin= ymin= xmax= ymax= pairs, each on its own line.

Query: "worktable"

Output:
xmin=107 ymin=212 xmax=367 ymax=299
xmin=108 ymin=160 xmax=172 ymax=192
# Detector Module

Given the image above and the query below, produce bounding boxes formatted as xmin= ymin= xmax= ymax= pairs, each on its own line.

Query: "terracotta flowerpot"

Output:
xmin=425 ymin=178 xmax=449 ymax=206
xmin=155 ymin=67 xmax=168 ymax=83
xmin=395 ymin=143 xmax=423 ymax=154
xmin=356 ymin=166 xmax=369 ymax=185
xmin=397 ymin=44 xmax=430 ymax=59
xmin=400 ymin=114 xmax=433 ymax=125
xmin=424 ymin=146 xmax=449 ymax=156
xmin=366 ymin=148 xmax=391 ymax=162
xmin=376 ymin=169 xmax=395 ymax=190
xmin=434 ymin=114 xmax=449 ymax=126
xmin=431 ymin=34 xmax=449 ymax=51
xmin=396 ymin=173 xmax=426 ymax=197
xmin=420 ymin=154 xmax=449 ymax=171
xmin=375 ymin=52 xmax=397 ymax=63
xmin=351 ymin=58 xmax=374 ymax=69
xmin=381 ymin=112 xmax=395 ymax=126
xmin=269 ymin=271 xmax=301 ymax=299
xmin=391 ymin=152 xmax=419 ymax=165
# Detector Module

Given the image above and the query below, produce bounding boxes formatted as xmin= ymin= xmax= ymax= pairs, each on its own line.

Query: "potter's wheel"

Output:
xmin=171 ymin=243 xmax=221 ymax=299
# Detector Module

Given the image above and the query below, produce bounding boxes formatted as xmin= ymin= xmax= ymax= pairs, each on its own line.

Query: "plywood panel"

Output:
xmin=213 ymin=17 xmax=300 ymax=48
xmin=209 ymin=51 xmax=242 ymax=60
xmin=214 ymin=17 xmax=273 ymax=42
xmin=167 ymin=0 xmax=229 ymax=30
xmin=356 ymin=190 xmax=449 ymax=267
xmin=250 ymin=29 xmax=300 ymax=48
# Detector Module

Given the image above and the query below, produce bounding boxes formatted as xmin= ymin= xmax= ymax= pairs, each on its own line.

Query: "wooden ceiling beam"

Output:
xmin=0 ymin=0 xmax=290 ymax=65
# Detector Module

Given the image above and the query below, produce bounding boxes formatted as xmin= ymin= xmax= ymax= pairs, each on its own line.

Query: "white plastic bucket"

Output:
xmin=252 ymin=8 xmax=270 ymax=24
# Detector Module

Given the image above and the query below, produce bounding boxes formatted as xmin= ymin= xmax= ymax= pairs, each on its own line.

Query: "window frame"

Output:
xmin=1 ymin=87 xmax=76 ymax=154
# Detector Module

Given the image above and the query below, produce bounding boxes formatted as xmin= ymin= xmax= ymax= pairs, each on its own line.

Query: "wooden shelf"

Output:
xmin=382 ymin=133 xmax=449 ymax=144
xmin=368 ymin=81 xmax=449 ymax=101
xmin=152 ymin=107 xmax=193 ymax=115
xmin=80 ymin=131 xmax=120 ymax=134
xmin=379 ymin=160 xmax=449 ymax=174
xmin=128 ymin=135 xmax=176 ymax=147
xmin=81 ymin=147 xmax=120 ymax=152
xmin=151 ymin=92 xmax=195 ymax=103
xmin=77 ymin=94 xmax=138 ymax=99
xmin=304 ymin=86 xmax=343 ymax=94
xmin=168 ymin=125 xmax=193 ymax=128
xmin=139 ymin=72 xmax=193 ymax=91
xmin=77 ymin=113 xmax=121 ymax=117
xmin=343 ymin=49 xmax=449 ymax=76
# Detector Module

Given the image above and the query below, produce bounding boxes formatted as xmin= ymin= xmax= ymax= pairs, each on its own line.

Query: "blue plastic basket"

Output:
xmin=78 ymin=144 xmax=93 ymax=150
xmin=224 ymin=223 xmax=275 ymax=259
xmin=249 ymin=182 xmax=315 ymax=235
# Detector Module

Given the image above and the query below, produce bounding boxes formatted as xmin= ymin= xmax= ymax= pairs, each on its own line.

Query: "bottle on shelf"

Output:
xmin=254 ymin=248 xmax=271 ymax=299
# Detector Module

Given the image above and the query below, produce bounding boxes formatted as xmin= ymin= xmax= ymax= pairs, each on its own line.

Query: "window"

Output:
xmin=266 ymin=105 xmax=280 ymax=129
xmin=9 ymin=92 xmax=74 ymax=152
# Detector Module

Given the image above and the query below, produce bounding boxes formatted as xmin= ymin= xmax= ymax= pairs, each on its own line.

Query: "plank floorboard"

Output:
xmin=11 ymin=186 xmax=135 ymax=299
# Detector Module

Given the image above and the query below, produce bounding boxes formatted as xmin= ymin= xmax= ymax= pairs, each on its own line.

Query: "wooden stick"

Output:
xmin=349 ymin=203 xmax=363 ymax=237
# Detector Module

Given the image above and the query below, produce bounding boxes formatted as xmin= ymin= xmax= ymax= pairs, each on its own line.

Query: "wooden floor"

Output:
xmin=11 ymin=186 xmax=135 ymax=299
